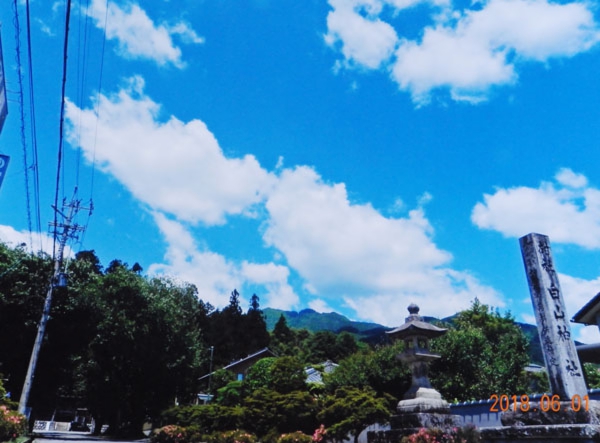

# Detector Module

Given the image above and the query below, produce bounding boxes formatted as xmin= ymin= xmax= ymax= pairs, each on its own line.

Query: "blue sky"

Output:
xmin=2 ymin=0 xmax=600 ymax=342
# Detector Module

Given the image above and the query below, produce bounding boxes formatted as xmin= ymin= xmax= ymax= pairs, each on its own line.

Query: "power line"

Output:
xmin=79 ymin=0 xmax=108 ymax=248
xmin=53 ymin=0 xmax=73 ymax=260
xmin=25 ymin=0 xmax=42 ymax=248
xmin=12 ymin=0 xmax=34 ymax=251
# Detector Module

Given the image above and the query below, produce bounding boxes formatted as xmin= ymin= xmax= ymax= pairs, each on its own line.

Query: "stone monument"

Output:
xmin=483 ymin=233 xmax=600 ymax=442
xmin=369 ymin=304 xmax=462 ymax=442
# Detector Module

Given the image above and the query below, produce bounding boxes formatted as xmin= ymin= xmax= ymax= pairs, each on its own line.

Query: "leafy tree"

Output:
xmin=160 ymin=404 xmax=245 ymax=434
xmin=584 ymin=363 xmax=600 ymax=389
xmin=318 ymin=386 xmax=390 ymax=443
xmin=75 ymin=250 xmax=103 ymax=274
xmin=216 ymin=381 xmax=245 ymax=406
xmin=82 ymin=270 xmax=203 ymax=436
xmin=325 ymin=341 xmax=410 ymax=400
xmin=306 ymin=331 xmax=339 ymax=362
xmin=244 ymin=358 xmax=277 ymax=393
xmin=244 ymin=388 xmax=318 ymax=437
xmin=208 ymin=369 xmax=236 ymax=395
xmin=270 ymin=357 xmax=306 ymax=394
xmin=429 ymin=299 xmax=529 ymax=402
xmin=0 ymin=243 xmax=55 ymax=413
xmin=335 ymin=332 xmax=360 ymax=361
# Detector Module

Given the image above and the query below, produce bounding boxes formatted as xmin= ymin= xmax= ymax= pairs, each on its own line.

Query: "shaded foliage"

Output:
xmin=318 ymin=386 xmax=390 ymax=443
xmin=430 ymin=299 xmax=530 ymax=402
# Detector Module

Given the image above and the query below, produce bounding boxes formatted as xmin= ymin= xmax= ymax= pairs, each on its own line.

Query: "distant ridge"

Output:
xmin=264 ymin=307 xmax=384 ymax=332
xmin=263 ymin=307 xmax=545 ymax=363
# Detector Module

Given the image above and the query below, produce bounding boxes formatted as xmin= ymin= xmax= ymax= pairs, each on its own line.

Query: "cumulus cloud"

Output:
xmin=472 ymin=169 xmax=600 ymax=248
xmin=0 ymin=225 xmax=73 ymax=257
xmin=308 ymin=298 xmax=335 ymax=313
xmin=560 ymin=273 xmax=600 ymax=326
xmin=240 ymin=262 xmax=299 ymax=309
xmin=549 ymin=273 xmax=600 ymax=343
xmin=88 ymin=0 xmax=203 ymax=67
xmin=65 ymin=79 xmax=502 ymax=321
xmin=149 ymin=213 xmax=299 ymax=310
xmin=325 ymin=0 xmax=600 ymax=104
xmin=263 ymin=166 xmax=503 ymax=321
xmin=65 ymin=77 xmax=275 ymax=225
xmin=324 ymin=0 xmax=400 ymax=69
xmin=148 ymin=213 xmax=241 ymax=307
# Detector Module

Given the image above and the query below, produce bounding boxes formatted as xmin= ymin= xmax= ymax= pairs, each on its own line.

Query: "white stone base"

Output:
xmin=398 ymin=387 xmax=450 ymax=413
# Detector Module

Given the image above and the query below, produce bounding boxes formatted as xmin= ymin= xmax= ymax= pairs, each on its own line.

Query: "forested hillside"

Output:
xmin=264 ymin=307 xmax=546 ymax=364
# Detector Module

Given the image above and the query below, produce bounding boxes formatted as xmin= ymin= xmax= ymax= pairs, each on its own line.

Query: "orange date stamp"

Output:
xmin=489 ymin=394 xmax=590 ymax=412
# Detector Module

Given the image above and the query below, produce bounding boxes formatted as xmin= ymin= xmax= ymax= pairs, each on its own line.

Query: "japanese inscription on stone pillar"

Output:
xmin=520 ymin=233 xmax=587 ymax=400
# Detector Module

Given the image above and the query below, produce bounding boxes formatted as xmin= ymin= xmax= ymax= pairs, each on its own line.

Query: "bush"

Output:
xmin=206 ymin=429 xmax=257 ymax=443
xmin=0 ymin=405 xmax=27 ymax=442
xmin=152 ymin=425 xmax=190 ymax=443
xmin=160 ymin=405 xmax=245 ymax=434
xmin=401 ymin=425 xmax=480 ymax=443
xmin=277 ymin=431 xmax=312 ymax=443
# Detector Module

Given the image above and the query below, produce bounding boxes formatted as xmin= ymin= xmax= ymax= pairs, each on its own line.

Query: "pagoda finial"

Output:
xmin=408 ymin=303 xmax=419 ymax=315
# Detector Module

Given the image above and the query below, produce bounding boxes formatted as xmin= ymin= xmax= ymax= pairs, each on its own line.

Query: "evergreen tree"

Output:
xmin=243 ymin=295 xmax=270 ymax=355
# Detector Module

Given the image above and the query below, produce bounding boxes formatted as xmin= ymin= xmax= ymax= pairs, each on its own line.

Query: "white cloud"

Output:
xmin=308 ymin=298 xmax=334 ymax=313
xmin=560 ymin=273 xmax=600 ymax=324
xmin=66 ymin=77 xmax=275 ymax=225
xmin=0 ymin=225 xmax=73 ymax=257
xmin=393 ymin=0 xmax=600 ymax=104
xmin=88 ymin=0 xmax=203 ymax=67
xmin=472 ymin=169 xmax=600 ymax=248
xmin=557 ymin=273 xmax=600 ymax=343
xmin=240 ymin=262 xmax=299 ymax=309
xmin=574 ymin=324 xmax=600 ymax=345
xmin=325 ymin=0 xmax=400 ymax=69
xmin=325 ymin=0 xmax=600 ymax=104
xmin=148 ymin=213 xmax=299 ymax=310
xmin=148 ymin=213 xmax=242 ymax=307
xmin=556 ymin=167 xmax=588 ymax=189
xmin=167 ymin=22 xmax=205 ymax=45
xmin=65 ymin=76 xmax=504 ymax=323
xmin=264 ymin=166 xmax=503 ymax=322
xmin=521 ymin=313 xmax=536 ymax=324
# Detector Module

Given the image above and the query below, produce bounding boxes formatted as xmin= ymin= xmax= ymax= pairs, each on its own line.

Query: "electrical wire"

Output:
xmin=12 ymin=0 xmax=34 ymax=252
xmin=25 ymin=0 xmax=42 ymax=250
xmin=78 ymin=0 xmax=107 ymax=249
xmin=53 ymin=0 xmax=73 ymax=260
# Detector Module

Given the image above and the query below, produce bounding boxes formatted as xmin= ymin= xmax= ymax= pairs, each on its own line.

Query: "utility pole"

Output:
xmin=208 ymin=346 xmax=214 ymax=394
xmin=18 ymin=195 xmax=89 ymax=416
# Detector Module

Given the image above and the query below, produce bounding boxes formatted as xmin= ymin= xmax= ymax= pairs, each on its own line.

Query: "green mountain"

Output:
xmin=264 ymin=307 xmax=385 ymax=333
xmin=263 ymin=307 xmax=546 ymax=363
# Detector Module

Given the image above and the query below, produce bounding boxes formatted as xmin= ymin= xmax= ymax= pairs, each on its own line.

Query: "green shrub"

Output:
xmin=160 ymin=405 xmax=245 ymax=434
xmin=152 ymin=425 xmax=189 ymax=443
xmin=0 ymin=405 xmax=27 ymax=442
xmin=206 ymin=429 xmax=257 ymax=443
xmin=401 ymin=425 xmax=480 ymax=443
xmin=277 ymin=431 xmax=312 ymax=443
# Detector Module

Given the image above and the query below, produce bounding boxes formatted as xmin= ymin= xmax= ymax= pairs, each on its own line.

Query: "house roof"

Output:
xmin=198 ymin=347 xmax=276 ymax=380
xmin=572 ymin=292 xmax=600 ymax=325
xmin=305 ymin=360 xmax=339 ymax=384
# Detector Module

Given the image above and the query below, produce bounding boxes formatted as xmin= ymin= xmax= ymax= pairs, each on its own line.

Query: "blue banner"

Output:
xmin=0 ymin=155 xmax=9 ymax=190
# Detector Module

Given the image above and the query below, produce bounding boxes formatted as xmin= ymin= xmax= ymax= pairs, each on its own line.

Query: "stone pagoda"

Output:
xmin=371 ymin=304 xmax=462 ymax=441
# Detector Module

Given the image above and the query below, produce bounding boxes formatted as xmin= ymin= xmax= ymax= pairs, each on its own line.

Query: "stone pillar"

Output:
xmin=519 ymin=233 xmax=587 ymax=399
